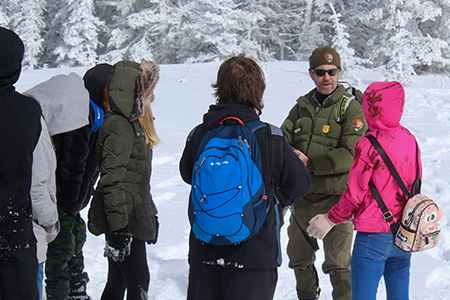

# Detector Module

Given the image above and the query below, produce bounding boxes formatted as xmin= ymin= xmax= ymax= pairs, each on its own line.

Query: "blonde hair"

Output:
xmin=138 ymin=104 xmax=161 ymax=148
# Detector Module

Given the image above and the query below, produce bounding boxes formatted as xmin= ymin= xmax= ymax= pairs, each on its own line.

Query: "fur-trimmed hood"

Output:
xmin=107 ymin=60 xmax=160 ymax=121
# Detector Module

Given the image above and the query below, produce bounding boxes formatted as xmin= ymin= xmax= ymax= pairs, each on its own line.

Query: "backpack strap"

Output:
xmin=366 ymin=134 xmax=421 ymax=233
xmin=246 ymin=120 xmax=286 ymax=193
xmin=268 ymin=124 xmax=284 ymax=189
xmin=369 ymin=178 xmax=399 ymax=233
xmin=336 ymin=86 xmax=364 ymax=124
xmin=366 ymin=135 xmax=411 ymax=197
xmin=336 ymin=90 xmax=356 ymax=124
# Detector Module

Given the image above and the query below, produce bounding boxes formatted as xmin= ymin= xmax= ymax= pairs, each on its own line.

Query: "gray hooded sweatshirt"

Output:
xmin=24 ymin=73 xmax=90 ymax=263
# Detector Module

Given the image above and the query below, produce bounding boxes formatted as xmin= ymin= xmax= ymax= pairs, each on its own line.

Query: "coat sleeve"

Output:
xmin=280 ymin=103 xmax=300 ymax=147
xmin=179 ymin=124 xmax=204 ymax=184
xmin=52 ymin=125 xmax=91 ymax=215
xmin=97 ymin=118 xmax=134 ymax=232
xmin=276 ymin=138 xmax=311 ymax=206
xmin=31 ymin=117 xmax=58 ymax=229
xmin=327 ymin=137 xmax=374 ymax=223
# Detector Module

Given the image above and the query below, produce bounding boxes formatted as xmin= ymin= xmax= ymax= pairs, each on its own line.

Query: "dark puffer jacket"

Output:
xmin=180 ymin=103 xmax=311 ymax=268
xmin=88 ymin=61 xmax=159 ymax=243
xmin=0 ymin=27 xmax=41 ymax=258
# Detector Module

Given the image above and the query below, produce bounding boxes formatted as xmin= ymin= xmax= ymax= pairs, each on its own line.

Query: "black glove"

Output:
xmin=104 ymin=226 xmax=133 ymax=263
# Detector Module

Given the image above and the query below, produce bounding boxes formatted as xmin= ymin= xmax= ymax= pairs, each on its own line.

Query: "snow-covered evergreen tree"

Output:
xmin=7 ymin=0 xmax=46 ymax=69
xmin=237 ymin=0 xmax=283 ymax=61
xmin=97 ymin=0 xmax=160 ymax=64
xmin=328 ymin=2 xmax=371 ymax=83
xmin=0 ymin=0 xmax=450 ymax=76
xmin=52 ymin=0 xmax=103 ymax=67
xmin=329 ymin=3 xmax=354 ymax=71
xmin=369 ymin=0 xmax=450 ymax=83
xmin=151 ymin=0 xmax=183 ymax=64
xmin=162 ymin=0 xmax=266 ymax=63
xmin=293 ymin=0 xmax=332 ymax=60
xmin=0 ymin=2 xmax=8 ymax=26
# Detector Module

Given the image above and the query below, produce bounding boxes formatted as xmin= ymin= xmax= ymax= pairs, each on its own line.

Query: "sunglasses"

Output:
xmin=311 ymin=68 xmax=340 ymax=77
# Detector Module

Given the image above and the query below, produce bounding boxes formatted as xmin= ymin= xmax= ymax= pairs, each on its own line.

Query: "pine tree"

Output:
xmin=160 ymin=0 xmax=266 ymax=63
xmin=0 ymin=0 xmax=450 ymax=76
xmin=371 ymin=0 xmax=450 ymax=83
xmin=293 ymin=0 xmax=332 ymax=61
xmin=152 ymin=0 xmax=183 ymax=64
xmin=97 ymin=0 xmax=160 ymax=64
xmin=329 ymin=2 xmax=371 ymax=83
xmin=7 ymin=0 xmax=46 ymax=69
xmin=0 ymin=2 xmax=8 ymax=26
xmin=53 ymin=0 xmax=103 ymax=67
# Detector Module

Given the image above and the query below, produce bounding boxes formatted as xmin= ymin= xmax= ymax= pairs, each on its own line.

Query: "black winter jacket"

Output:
xmin=53 ymin=64 xmax=114 ymax=217
xmin=180 ymin=103 xmax=311 ymax=268
xmin=52 ymin=126 xmax=91 ymax=216
xmin=0 ymin=27 xmax=41 ymax=258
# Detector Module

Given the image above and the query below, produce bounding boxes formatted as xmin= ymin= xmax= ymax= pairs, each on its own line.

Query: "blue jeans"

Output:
xmin=37 ymin=262 xmax=44 ymax=300
xmin=351 ymin=232 xmax=411 ymax=300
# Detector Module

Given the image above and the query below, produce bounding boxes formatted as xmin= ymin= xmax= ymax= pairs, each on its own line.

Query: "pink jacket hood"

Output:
xmin=363 ymin=81 xmax=405 ymax=132
xmin=328 ymin=81 xmax=421 ymax=232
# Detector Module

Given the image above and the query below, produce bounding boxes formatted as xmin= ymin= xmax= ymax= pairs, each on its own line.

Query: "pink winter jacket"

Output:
xmin=327 ymin=81 xmax=422 ymax=232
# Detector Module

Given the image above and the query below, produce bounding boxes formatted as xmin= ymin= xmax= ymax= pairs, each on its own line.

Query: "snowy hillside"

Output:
xmin=16 ymin=61 xmax=450 ymax=300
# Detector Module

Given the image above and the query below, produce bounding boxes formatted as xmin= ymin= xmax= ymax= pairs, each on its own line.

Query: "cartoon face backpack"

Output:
xmin=367 ymin=135 xmax=443 ymax=252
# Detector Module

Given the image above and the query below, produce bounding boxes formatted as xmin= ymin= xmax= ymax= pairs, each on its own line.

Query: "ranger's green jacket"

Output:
xmin=281 ymin=84 xmax=367 ymax=195
xmin=88 ymin=61 xmax=158 ymax=243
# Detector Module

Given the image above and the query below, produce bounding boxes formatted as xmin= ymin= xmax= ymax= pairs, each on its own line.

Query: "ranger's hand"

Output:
xmin=294 ymin=149 xmax=308 ymax=166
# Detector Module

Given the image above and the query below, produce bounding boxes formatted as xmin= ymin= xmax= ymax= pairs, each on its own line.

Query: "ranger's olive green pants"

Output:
xmin=287 ymin=194 xmax=353 ymax=300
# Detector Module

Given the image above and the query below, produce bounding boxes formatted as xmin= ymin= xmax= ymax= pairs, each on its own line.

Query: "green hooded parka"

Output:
xmin=88 ymin=61 xmax=158 ymax=243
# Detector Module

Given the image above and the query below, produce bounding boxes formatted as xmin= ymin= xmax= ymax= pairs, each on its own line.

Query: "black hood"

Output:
xmin=203 ymin=103 xmax=260 ymax=129
xmin=83 ymin=63 xmax=114 ymax=110
xmin=0 ymin=27 xmax=24 ymax=88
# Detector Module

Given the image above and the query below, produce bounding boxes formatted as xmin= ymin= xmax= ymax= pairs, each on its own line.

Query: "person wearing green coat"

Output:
xmin=281 ymin=46 xmax=367 ymax=300
xmin=88 ymin=59 xmax=161 ymax=300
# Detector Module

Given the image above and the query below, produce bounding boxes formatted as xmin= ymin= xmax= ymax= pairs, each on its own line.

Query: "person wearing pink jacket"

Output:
xmin=307 ymin=81 xmax=422 ymax=300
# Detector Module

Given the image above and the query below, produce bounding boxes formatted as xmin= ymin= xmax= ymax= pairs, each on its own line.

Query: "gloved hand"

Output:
xmin=104 ymin=227 xmax=133 ymax=263
xmin=306 ymin=214 xmax=336 ymax=239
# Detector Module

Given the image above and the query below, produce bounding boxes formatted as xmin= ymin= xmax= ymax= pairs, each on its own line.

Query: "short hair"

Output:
xmin=212 ymin=55 xmax=265 ymax=115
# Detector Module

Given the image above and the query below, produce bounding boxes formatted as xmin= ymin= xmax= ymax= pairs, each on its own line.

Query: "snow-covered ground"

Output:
xmin=16 ymin=61 xmax=450 ymax=300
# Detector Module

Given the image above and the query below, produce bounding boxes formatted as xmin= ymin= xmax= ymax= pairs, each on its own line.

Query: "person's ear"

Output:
xmin=308 ymin=69 xmax=315 ymax=80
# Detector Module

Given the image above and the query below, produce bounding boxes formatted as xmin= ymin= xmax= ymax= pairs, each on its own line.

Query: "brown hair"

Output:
xmin=103 ymin=87 xmax=110 ymax=112
xmin=212 ymin=55 xmax=265 ymax=115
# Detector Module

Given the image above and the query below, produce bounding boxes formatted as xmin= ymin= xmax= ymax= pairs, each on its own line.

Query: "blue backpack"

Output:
xmin=189 ymin=117 xmax=268 ymax=245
